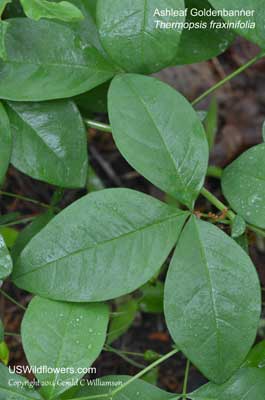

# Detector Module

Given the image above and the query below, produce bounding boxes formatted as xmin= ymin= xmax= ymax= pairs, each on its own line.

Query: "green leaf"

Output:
xmin=204 ymin=97 xmax=218 ymax=150
xmin=74 ymin=81 xmax=109 ymax=114
xmin=139 ymin=281 xmax=164 ymax=313
xmin=97 ymin=0 xmax=185 ymax=74
xmin=0 ymin=102 xmax=11 ymax=186
xmin=174 ymin=0 xmax=235 ymax=65
xmin=20 ymin=0 xmax=84 ymax=22
xmin=0 ymin=227 xmax=18 ymax=248
xmin=22 ymin=296 xmax=109 ymax=400
xmin=209 ymin=1 xmax=265 ymax=48
xmin=12 ymin=211 xmax=54 ymax=261
xmin=0 ymin=20 xmax=9 ymax=60
xmin=234 ymin=232 xmax=249 ymax=254
xmin=0 ymin=18 xmax=116 ymax=101
xmin=0 ymin=233 xmax=12 ymax=280
xmin=0 ymin=341 xmax=9 ymax=365
xmin=7 ymin=100 xmax=88 ymax=188
xmin=87 ymin=167 xmax=104 ymax=193
xmin=0 ymin=0 xmax=11 ymax=15
xmin=231 ymin=215 xmax=247 ymax=238
xmin=74 ymin=375 xmax=176 ymax=399
xmin=164 ymin=216 xmax=261 ymax=384
xmin=0 ymin=363 xmax=42 ymax=399
xmin=108 ymin=74 xmax=209 ymax=209
xmin=13 ymin=189 xmax=188 ymax=301
xmin=222 ymin=143 xmax=265 ymax=229
xmin=190 ymin=368 xmax=265 ymax=400
xmin=243 ymin=340 xmax=265 ymax=368
xmin=107 ymin=299 xmax=138 ymax=344
xmin=262 ymin=121 xmax=265 ymax=142
xmin=53 ymin=0 xmax=106 ymax=55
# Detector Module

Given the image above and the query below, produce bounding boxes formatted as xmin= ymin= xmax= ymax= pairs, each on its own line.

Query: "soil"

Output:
xmin=1 ymin=36 xmax=265 ymax=394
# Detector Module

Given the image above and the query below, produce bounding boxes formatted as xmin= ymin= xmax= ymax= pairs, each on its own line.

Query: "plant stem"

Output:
xmin=4 ymin=332 xmax=21 ymax=337
xmin=200 ymin=187 xmax=235 ymax=220
xmin=0 ymin=289 xmax=26 ymax=311
xmin=182 ymin=360 xmax=190 ymax=399
xmin=105 ymin=344 xmax=145 ymax=358
xmin=201 ymin=187 xmax=265 ymax=238
xmin=84 ymin=119 xmax=112 ymax=133
xmin=247 ymin=224 xmax=265 ymax=238
xmin=207 ymin=166 xmax=222 ymax=179
xmin=104 ymin=345 xmax=145 ymax=369
xmin=2 ymin=216 xmax=36 ymax=227
xmin=0 ymin=190 xmax=52 ymax=210
xmin=69 ymin=348 xmax=179 ymax=400
xmin=111 ymin=348 xmax=178 ymax=397
xmin=192 ymin=51 xmax=265 ymax=106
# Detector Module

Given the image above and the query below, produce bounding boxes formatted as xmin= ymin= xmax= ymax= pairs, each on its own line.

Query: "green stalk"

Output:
xmin=0 ymin=190 xmax=52 ymax=210
xmin=2 ymin=216 xmax=36 ymax=227
xmin=0 ymin=289 xmax=26 ymax=311
xmin=192 ymin=51 xmax=265 ymax=106
xmin=182 ymin=360 xmax=190 ymax=399
xmin=207 ymin=166 xmax=222 ymax=179
xmin=4 ymin=332 xmax=21 ymax=338
xmin=111 ymin=348 xmax=178 ymax=397
xmin=200 ymin=187 xmax=235 ymax=220
xmin=84 ymin=119 xmax=112 ymax=133
xmin=201 ymin=187 xmax=265 ymax=238
xmin=67 ymin=348 xmax=179 ymax=400
xmin=104 ymin=345 xmax=145 ymax=369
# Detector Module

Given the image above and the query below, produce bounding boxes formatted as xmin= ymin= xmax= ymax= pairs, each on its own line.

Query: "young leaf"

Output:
xmin=7 ymin=100 xmax=88 ymax=188
xmin=12 ymin=210 xmax=54 ymax=261
xmin=174 ymin=0 xmax=235 ymax=65
xmin=164 ymin=216 xmax=261 ymax=384
xmin=20 ymin=0 xmax=84 ymax=22
xmin=190 ymin=368 xmax=265 ymax=400
xmin=222 ymin=144 xmax=265 ymax=229
xmin=234 ymin=232 xmax=249 ymax=254
xmin=209 ymin=0 xmax=265 ymax=48
xmin=22 ymin=296 xmax=109 ymax=400
xmin=87 ymin=167 xmax=104 ymax=192
xmin=243 ymin=340 xmax=265 ymax=368
xmin=108 ymin=74 xmax=209 ymax=209
xmin=0 ymin=18 xmax=116 ymax=101
xmin=0 ymin=363 xmax=42 ymax=399
xmin=97 ymin=0 xmax=185 ymax=74
xmin=74 ymin=81 xmax=109 ymax=114
xmin=107 ymin=299 xmax=138 ymax=344
xmin=0 ymin=233 xmax=12 ymax=280
xmin=13 ymin=189 xmax=188 ymax=302
xmin=139 ymin=281 xmax=164 ymax=313
xmin=0 ymin=341 xmax=9 ymax=365
xmin=0 ymin=102 xmax=11 ymax=186
xmin=0 ymin=227 xmax=18 ymax=248
xmin=231 ymin=215 xmax=247 ymax=238
xmin=74 ymin=375 xmax=176 ymax=399
xmin=53 ymin=0 xmax=105 ymax=55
